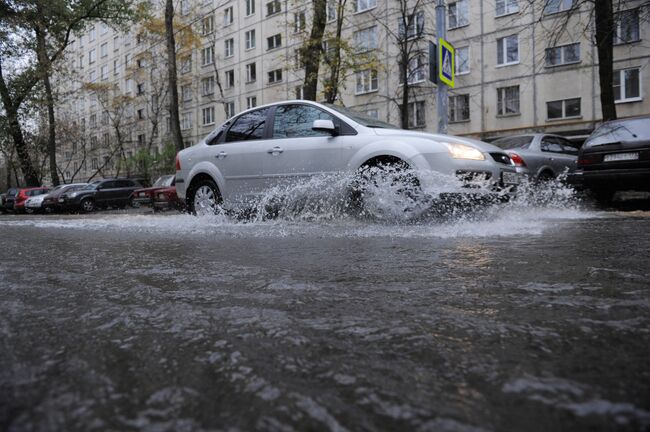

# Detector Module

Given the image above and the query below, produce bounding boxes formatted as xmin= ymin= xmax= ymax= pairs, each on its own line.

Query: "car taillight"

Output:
xmin=175 ymin=153 xmax=181 ymax=171
xmin=508 ymin=152 xmax=527 ymax=167
xmin=577 ymin=154 xmax=599 ymax=167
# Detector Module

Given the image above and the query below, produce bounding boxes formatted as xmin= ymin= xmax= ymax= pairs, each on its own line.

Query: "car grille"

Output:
xmin=490 ymin=153 xmax=512 ymax=165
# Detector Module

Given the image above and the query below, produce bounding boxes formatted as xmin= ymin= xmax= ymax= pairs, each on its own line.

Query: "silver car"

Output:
xmin=491 ymin=134 xmax=579 ymax=181
xmin=175 ymin=101 xmax=520 ymax=215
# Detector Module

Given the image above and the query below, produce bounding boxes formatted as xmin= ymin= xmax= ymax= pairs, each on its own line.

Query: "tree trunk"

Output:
xmin=323 ymin=1 xmax=345 ymax=103
xmin=302 ymin=0 xmax=327 ymax=101
xmin=400 ymin=48 xmax=410 ymax=129
xmin=165 ymin=0 xmax=184 ymax=152
xmin=594 ymin=0 xmax=616 ymax=121
xmin=35 ymin=23 xmax=61 ymax=186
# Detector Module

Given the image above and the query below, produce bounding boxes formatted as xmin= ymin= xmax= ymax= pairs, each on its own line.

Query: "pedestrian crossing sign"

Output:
xmin=439 ymin=38 xmax=455 ymax=88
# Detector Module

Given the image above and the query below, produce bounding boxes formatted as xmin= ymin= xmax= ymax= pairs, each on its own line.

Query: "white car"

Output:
xmin=24 ymin=193 xmax=48 ymax=213
xmin=175 ymin=101 xmax=520 ymax=216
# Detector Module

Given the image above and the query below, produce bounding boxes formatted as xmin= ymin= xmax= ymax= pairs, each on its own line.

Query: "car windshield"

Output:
xmin=492 ymin=136 xmax=534 ymax=149
xmin=323 ymin=104 xmax=397 ymax=129
xmin=153 ymin=175 xmax=174 ymax=187
xmin=586 ymin=118 xmax=650 ymax=146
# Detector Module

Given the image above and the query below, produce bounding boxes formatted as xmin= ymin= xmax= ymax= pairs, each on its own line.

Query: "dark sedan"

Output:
xmin=58 ymin=178 xmax=142 ymax=212
xmin=567 ymin=116 xmax=650 ymax=204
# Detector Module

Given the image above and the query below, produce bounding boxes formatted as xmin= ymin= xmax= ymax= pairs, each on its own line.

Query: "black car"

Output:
xmin=58 ymin=178 xmax=142 ymax=212
xmin=568 ymin=116 xmax=650 ymax=204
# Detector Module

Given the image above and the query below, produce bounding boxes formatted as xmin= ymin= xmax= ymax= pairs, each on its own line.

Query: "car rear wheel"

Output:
xmin=189 ymin=179 xmax=222 ymax=216
xmin=80 ymin=198 xmax=95 ymax=213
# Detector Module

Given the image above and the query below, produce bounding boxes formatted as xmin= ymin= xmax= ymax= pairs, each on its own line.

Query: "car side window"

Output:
xmin=559 ymin=138 xmax=579 ymax=155
xmin=102 ymin=181 xmax=116 ymax=189
xmin=273 ymin=105 xmax=336 ymax=139
xmin=541 ymin=137 xmax=564 ymax=153
xmin=116 ymin=180 xmax=133 ymax=188
xmin=225 ymin=108 xmax=269 ymax=143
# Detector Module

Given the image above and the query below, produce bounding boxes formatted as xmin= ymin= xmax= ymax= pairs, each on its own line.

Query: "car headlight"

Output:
xmin=447 ymin=143 xmax=485 ymax=161
xmin=69 ymin=192 xmax=78 ymax=198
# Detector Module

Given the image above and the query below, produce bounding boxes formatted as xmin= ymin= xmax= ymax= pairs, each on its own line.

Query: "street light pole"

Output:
xmin=436 ymin=0 xmax=448 ymax=134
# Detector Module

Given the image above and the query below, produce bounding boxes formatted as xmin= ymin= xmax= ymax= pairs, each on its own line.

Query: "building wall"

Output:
xmin=55 ymin=0 xmax=650 ymax=182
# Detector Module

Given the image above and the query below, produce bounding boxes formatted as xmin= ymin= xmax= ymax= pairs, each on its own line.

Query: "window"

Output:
xmin=180 ymin=56 xmax=192 ymax=74
xmin=137 ymin=82 xmax=145 ymax=95
xmin=101 ymin=65 xmax=108 ymax=80
xmin=90 ymin=114 xmax=97 ymax=127
xmin=202 ymin=45 xmax=214 ymax=66
xmin=266 ymin=0 xmax=281 ymax=16
xmin=137 ymin=109 xmax=145 ymax=120
xmin=181 ymin=112 xmax=192 ymax=130
xmin=614 ymin=67 xmax=641 ymax=102
xmin=226 ymin=107 xmax=268 ymax=141
xmin=366 ymin=109 xmax=379 ymax=119
xmin=89 ymin=26 xmax=96 ymax=41
xmin=225 ymin=101 xmax=236 ymax=118
xmin=354 ymin=0 xmax=376 ymax=13
xmin=456 ymin=46 xmax=469 ymax=74
xmin=545 ymin=43 xmax=580 ymax=67
xmin=224 ymin=39 xmax=234 ymax=58
xmin=124 ymin=53 xmax=131 ymax=67
xmin=245 ymin=29 xmax=256 ymax=50
xmin=88 ymin=70 xmax=96 ymax=82
xmin=497 ymin=35 xmax=519 ymax=66
xmin=181 ymin=0 xmax=190 ymax=15
xmin=398 ymin=11 xmax=424 ymax=40
xmin=273 ymin=105 xmax=335 ymax=138
xmin=125 ymin=78 xmax=133 ymax=93
xmin=356 ymin=69 xmax=378 ymax=94
xmin=202 ymin=76 xmax=215 ymax=96
xmin=91 ymin=158 xmax=98 ymax=170
xmin=546 ymin=98 xmax=580 ymax=120
xmin=449 ymin=94 xmax=470 ymax=122
xmin=246 ymin=62 xmax=257 ymax=82
xmin=496 ymin=0 xmax=518 ymax=16
xmin=202 ymin=106 xmax=215 ymax=125
xmin=78 ymin=55 xmax=84 ymax=69
xmin=113 ymin=36 xmax=120 ymax=51
xmin=497 ymin=85 xmax=520 ymax=115
xmin=88 ymin=48 xmax=96 ymax=64
xmin=268 ymin=69 xmax=283 ymax=84
xmin=614 ymin=9 xmax=640 ymax=44
xmin=327 ymin=1 xmax=337 ymax=21
xmin=100 ymin=43 xmax=108 ymax=57
xmin=245 ymin=0 xmax=255 ymax=16
xmin=294 ymin=11 xmax=306 ymax=32
xmin=406 ymin=101 xmax=426 ymax=128
xmin=544 ymin=0 xmax=574 ymax=14
xmin=225 ymin=69 xmax=235 ymax=88
xmin=448 ymin=0 xmax=469 ymax=29
xmin=137 ymin=58 xmax=147 ymax=68
xmin=247 ymin=96 xmax=257 ymax=109
xmin=182 ymin=84 xmax=192 ymax=102
xmin=354 ymin=26 xmax=377 ymax=52
xmin=202 ymin=16 xmax=214 ymax=35
xmin=267 ymin=34 xmax=282 ymax=50
xmin=400 ymin=55 xmax=426 ymax=84
xmin=224 ymin=7 xmax=234 ymax=25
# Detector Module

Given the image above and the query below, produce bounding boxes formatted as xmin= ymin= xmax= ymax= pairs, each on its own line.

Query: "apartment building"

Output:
xmin=55 ymin=0 xmax=649 ymax=182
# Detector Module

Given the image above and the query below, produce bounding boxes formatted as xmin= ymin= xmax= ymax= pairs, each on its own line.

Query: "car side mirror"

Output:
xmin=312 ymin=119 xmax=338 ymax=136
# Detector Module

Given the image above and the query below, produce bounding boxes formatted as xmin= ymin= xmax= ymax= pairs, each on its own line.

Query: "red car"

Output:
xmin=4 ymin=187 xmax=50 ymax=213
xmin=153 ymin=185 xmax=183 ymax=212
xmin=132 ymin=175 xmax=175 ymax=209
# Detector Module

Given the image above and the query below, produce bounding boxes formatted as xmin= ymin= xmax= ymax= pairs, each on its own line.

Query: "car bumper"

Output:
xmin=567 ymin=168 xmax=650 ymax=192
xmin=133 ymin=197 xmax=153 ymax=207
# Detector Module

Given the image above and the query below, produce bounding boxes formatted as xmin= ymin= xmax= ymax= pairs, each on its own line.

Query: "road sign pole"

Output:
xmin=436 ymin=0 xmax=448 ymax=134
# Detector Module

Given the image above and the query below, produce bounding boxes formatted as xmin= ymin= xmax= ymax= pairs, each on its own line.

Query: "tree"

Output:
xmin=165 ymin=0 xmax=184 ymax=153
xmin=0 ymin=0 xmax=143 ymax=186
xmin=301 ymin=0 xmax=328 ymax=101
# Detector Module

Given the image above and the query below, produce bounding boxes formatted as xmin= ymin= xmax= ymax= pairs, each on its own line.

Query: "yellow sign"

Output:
xmin=439 ymin=38 xmax=455 ymax=88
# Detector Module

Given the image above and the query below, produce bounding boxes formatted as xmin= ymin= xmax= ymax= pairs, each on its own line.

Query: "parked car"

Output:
xmin=567 ymin=115 xmax=650 ymax=204
xmin=491 ymin=134 xmax=579 ymax=181
xmin=58 ymin=178 xmax=142 ymax=212
xmin=4 ymin=187 xmax=50 ymax=213
xmin=132 ymin=175 xmax=175 ymax=208
xmin=152 ymin=184 xmax=183 ymax=212
xmin=175 ymin=100 xmax=520 ymax=216
xmin=41 ymin=183 xmax=88 ymax=213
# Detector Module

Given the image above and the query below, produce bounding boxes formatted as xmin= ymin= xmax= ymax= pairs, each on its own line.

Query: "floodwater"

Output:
xmin=1 ymin=181 xmax=649 ymax=431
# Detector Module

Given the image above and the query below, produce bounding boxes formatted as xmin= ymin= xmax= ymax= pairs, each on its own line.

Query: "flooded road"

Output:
xmin=1 ymin=202 xmax=649 ymax=431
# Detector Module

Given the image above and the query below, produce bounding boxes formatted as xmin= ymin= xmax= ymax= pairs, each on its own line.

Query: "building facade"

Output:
xmin=55 ymin=0 xmax=649 ymax=182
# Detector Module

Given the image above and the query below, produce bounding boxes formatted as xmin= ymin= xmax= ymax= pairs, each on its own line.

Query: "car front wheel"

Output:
xmin=80 ymin=198 xmax=95 ymax=213
xmin=189 ymin=179 xmax=222 ymax=216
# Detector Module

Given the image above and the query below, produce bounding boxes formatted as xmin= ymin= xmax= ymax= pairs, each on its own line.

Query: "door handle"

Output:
xmin=215 ymin=151 xmax=227 ymax=159
xmin=267 ymin=146 xmax=284 ymax=155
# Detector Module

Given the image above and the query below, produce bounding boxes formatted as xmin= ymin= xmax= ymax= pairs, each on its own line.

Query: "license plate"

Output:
xmin=139 ymin=192 xmax=146 ymax=197
xmin=58 ymin=198 xmax=64 ymax=203
xmin=502 ymin=171 xmax=520 ymax=185
xmin=604 ymin=152 xmax=639 ymax=162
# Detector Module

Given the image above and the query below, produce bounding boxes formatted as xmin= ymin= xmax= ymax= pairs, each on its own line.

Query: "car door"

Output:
xmin=205 ymin=107 xmax=270 ymax=201
xmin=115 ymin=180 xmax=137 ymax=204
xmin=262 ymin=104 xmax=344 ymax=189
xmin=541 ymin=136 xmax=577 ymax=175
xmin=95 ymin=181 xmax=118 ymax=205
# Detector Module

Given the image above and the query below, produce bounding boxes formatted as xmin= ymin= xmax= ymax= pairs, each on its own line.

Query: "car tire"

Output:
xmin=536 ymin=171 xmax=554 ymax=183
xmin=80 ymin=198 xmax=95 ymax=213
xmin=188 ymin=178 xmax=222 ymax=216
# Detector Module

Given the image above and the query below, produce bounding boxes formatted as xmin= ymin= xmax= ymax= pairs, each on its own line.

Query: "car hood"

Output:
xmin=371 ymin=128 xmax=505 ymax=153
xmin=27 ymin=195 xmax=46 ymax=204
